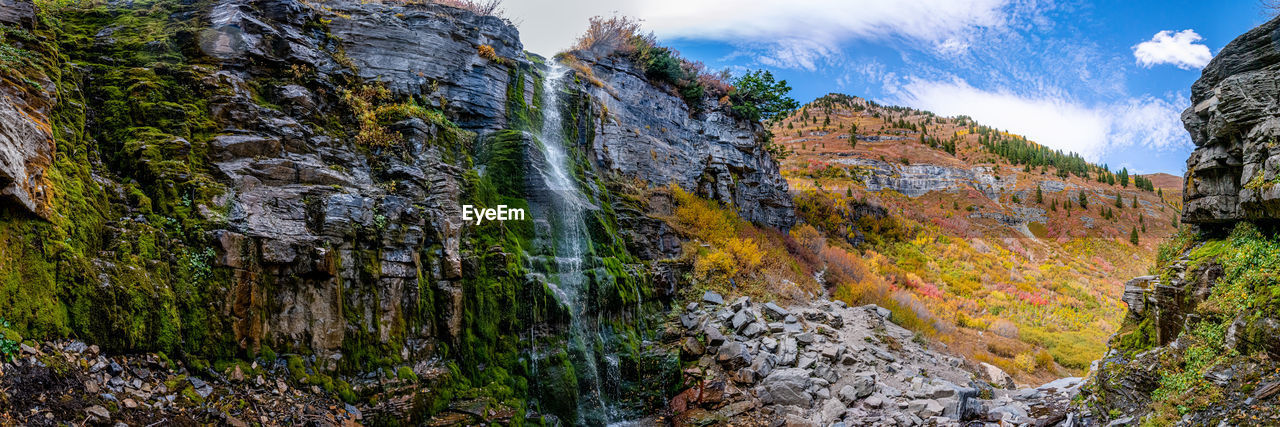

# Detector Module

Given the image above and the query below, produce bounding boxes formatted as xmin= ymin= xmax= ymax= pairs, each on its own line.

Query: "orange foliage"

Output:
xmin=572 ymin=15 xmax=648 ymax=55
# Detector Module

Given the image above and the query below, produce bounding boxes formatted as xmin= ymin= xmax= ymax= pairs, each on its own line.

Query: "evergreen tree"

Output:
xmin=1129 ymin=226 xmax=1139 ymax=245
xmin=1132 ymin=197 xmax=1138 ymax=208
xmin=1035 ymin=185 xmax=1044 ymax=203
xmin=1115 ymin=193 xmax=1123 ymax=208
xmin=1078 ymin=192 xmax=1089 ymax=209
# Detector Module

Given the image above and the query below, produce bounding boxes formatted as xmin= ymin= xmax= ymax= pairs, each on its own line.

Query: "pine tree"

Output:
xmin=1035 ymin=186 xmax=1044 ymax=204
xmin=1129 ymin=226 xmax=1139 ymax=245
xmin=1132 ymin=197 xmax=1138 ymax=208
xmin=1115 ymin=193 xmax=1123 ymax=208
xmin=1078 ymin=192 xmax=1088 ymax=210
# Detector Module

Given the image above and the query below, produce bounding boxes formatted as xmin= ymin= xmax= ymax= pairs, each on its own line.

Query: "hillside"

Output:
xmin=768 ymin=94 xmax=1183 ymax=384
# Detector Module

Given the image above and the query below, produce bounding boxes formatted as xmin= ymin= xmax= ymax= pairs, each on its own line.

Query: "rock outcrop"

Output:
xmin=0 ymin=0 xmax=53 ymax=218
xmin=569 ymin=53 xmax=797 ymax=229
xmin=835 ymin=157 xmax=1014 ymax=199
xmin=320 ymin=0 xmax=522 ymax=130
xmin=1182 ymin=15 xmax=1280 ymax=226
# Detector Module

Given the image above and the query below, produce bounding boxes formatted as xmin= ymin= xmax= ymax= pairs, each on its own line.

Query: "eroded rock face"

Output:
xmin=570 ymin=53 xmax=796 ymax=229
xmin=180 ymin=0 xmax=499 ymax=367
xmin=835 ymin=157 xmax=1014 ymax=199
xmin=0 ymin=0 xmax=53 ymax=219
xmin=1182 ymin=15 xmax=1280 ymax=226
xmin=322 ymin=0 xmax=521 ymax=130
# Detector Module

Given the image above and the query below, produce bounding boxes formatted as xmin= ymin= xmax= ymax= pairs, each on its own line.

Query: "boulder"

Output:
xmin=763 ymin=302 xmax=790 ymax=320
xmin=848 ymin=372 xmax=876 ymax=399
xmin=702 ymin=291 xmax=724 ymax=305
xmin=681 ymin=337 xmax=705 ymax=359
xmin=716 ymin=342 xmax=752 ymax=370
xmin=979 ymin=362 xmax=1016 ymax=389
xmin=760 ymin=368 xmax=814 ymax=408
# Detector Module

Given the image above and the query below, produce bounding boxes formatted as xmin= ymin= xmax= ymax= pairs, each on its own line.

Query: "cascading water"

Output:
xmin=531 ymin=65 xmax=619 ymax=425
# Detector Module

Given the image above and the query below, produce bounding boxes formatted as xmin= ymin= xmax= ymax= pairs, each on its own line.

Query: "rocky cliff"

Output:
xmin=566 ymin=52 xmax=796 ymax=230
xmin=1182 ymin=15 xmax=1280 ymax=226
xmin=0 ymin=0 xmax=794 ymax=423
xmin=1075 ymin=15 xmax=1280 ymax=426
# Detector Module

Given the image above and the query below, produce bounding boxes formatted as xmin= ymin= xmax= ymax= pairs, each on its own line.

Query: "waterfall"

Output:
xmin=533 ymin=66 xmax=618 ymax=426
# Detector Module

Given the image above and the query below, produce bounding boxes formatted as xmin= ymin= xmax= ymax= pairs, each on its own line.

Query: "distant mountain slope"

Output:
xmin=767 ymin=93 xmax=1182 ymax=384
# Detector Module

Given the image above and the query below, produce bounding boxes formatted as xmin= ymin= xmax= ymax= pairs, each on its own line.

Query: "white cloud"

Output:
xmin=503 ymin=0 xmax=1011 ymax=60
xmin=1132 ymin=30 xmax=1212 ymax=70
xmin=752 ymin=39 xmax=840 ymax=71
xmin=888 ymin=78 xmax=1190 ymax=161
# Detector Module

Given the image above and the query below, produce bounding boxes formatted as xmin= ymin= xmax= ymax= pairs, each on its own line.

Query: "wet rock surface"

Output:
xmin=668 ymin=293 xmax=1082 ymax=426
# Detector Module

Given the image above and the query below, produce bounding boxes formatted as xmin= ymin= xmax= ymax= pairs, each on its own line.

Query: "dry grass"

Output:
xmin=431 ymin=0 xmax=503 ymax=17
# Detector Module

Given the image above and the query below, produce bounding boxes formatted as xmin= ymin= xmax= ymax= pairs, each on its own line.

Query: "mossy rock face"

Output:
xmin=0 ymin=0 xmax=686 ymax=422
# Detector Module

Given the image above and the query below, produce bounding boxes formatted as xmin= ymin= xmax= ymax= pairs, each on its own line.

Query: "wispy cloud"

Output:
xmin=640 ymin=0 xmax=1010 ymax=69
xmin=887 ymin=78 xmax=1191 ymax=161
xmin=1133 ymin=29 xmax=1212 ymax=70
xmin=505 ymin=0 xmax=1012 ymax=59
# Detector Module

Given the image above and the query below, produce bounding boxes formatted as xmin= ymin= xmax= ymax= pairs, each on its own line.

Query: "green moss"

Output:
xmin=1114 ymin=315 xmax=1156 ymax=354
xmin=396 ymin=366 xmax=418 ymax=381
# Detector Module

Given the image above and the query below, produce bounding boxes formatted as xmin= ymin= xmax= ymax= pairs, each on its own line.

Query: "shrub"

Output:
xmin=1014 ymin=352 xmax=1036 ymax=372
xmin=573 ymin=15 xmax=646 ymax=56
xmin=986 ymin=339 xmax=1021 ymax=358
xmin=477 ymin=44 xmax=499 ymax=62
xmin=431 ymin=0 xmax=504 ymax=17
xmin=1035 ymin=349 xmax=1055 ymax=369
xmin=0 ymin=318 xmax=19 ymax=363
xmin=989 ymin=319 xmax=1020 ymax=338
xmin=693 ymin=248 xmax=736 ymax=283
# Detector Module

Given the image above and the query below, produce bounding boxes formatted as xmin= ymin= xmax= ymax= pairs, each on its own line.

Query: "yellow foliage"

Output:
xmin=723 ymin=237 xmax=764 ymax=272
xmin=693 ymin=249 xmax=736 ymax=283
xmin=1014 ymin=352 xmax=1036 ymax=373
xmin=477 ymin=44 xmax=499 ymax=62
xmin=671 ymin=185 xmax=739 ymax=244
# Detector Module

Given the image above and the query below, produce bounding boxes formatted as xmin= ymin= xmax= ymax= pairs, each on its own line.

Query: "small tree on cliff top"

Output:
xmin=730 ymin=70 xmax=799 ymax=123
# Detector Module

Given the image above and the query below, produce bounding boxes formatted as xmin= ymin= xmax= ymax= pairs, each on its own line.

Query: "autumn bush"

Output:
xmin=572 ymin=15 xmax=646 ymax=56
xmin=569 ymin=16 xmax=745 ymax=111
xmin=477 ymin=44 xmax=498 ymax=62
xmin=431 ymin=0 xmax=503 ymax=17
xmin=668 ymin=186 xmax=817 ymax=299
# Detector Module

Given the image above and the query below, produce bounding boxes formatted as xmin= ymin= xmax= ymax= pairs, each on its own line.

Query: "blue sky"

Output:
xmin=507 ymin=1 xmax=1272 ymax=174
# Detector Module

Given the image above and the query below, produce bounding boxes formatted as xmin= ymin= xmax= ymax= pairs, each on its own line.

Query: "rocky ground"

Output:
xmin=0 ymin=341 xmax=362 ymax=426
xmin=666 ymin=291 xmax=1085 ymax=426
